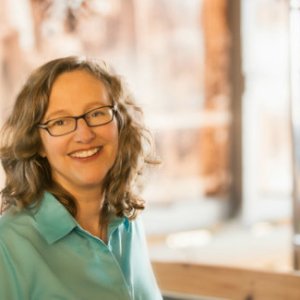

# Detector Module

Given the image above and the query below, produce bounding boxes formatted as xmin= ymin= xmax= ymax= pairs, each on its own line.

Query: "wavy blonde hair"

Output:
xmin=0 ymin=56 xmax=158 ymax=220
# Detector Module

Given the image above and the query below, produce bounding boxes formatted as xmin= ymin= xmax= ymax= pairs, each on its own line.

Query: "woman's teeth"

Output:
xmin=70 ymin=148 xmax=100 ymax=158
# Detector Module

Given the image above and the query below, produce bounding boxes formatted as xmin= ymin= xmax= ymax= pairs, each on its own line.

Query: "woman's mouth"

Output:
xmin=69 ymin=147 xmax=101 ymax=159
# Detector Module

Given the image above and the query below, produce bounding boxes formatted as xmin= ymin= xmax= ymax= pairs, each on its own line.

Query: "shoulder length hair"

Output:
xmin=0 ymin=56 xmax=158 ymax=220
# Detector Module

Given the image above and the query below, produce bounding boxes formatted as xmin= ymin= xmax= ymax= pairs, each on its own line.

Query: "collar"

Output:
xmin=33 ymin=192 xmax=77 ymax=245
xmin=33 ymin=192 xmax=130 ymax=244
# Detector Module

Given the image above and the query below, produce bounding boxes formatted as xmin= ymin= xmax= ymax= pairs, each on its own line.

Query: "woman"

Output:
xmin=0 ymin=56 xmax=162 ymax=300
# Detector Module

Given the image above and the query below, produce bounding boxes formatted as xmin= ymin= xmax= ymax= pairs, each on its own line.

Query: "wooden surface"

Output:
xmin=152 ymin=261 xmax=300 ymax=300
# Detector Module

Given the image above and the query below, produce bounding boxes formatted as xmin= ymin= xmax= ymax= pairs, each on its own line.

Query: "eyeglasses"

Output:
xmin=38 ymin=105 xmax=117 ymax=136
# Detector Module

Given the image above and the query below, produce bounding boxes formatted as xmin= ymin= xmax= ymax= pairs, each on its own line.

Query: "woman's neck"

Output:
xmin=73 ymin=189 xmax=107 ymax=241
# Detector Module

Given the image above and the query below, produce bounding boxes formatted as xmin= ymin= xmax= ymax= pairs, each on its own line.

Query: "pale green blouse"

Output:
xmin=0 ymin=192 xmax=162 ymax=300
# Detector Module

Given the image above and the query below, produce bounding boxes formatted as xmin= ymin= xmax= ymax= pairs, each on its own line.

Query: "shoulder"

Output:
xmin=128 ymin=216 xmax=149 ymax=245
xmin=131 ymin=215 xmax=146 ymax=232
xmin=119 ymin=215 xmax=144 ymax=232
xmin=0 ymin=208 xmax=24 ymax=230
xmin=0 ymin=208 xmax=35 ymax=243
xmin=110 ymin=215 xmax=146 ymax=241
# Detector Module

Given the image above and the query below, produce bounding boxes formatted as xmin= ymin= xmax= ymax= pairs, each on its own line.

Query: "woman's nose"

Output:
xmin=73 ymin=118 xmax=96 ymax=143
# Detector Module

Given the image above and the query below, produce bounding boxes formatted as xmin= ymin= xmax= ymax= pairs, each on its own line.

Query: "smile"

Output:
xmin=70 ymin=147 xmax=101 ymax=158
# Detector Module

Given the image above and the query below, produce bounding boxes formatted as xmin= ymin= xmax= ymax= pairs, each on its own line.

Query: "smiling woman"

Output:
xmin=0 ymin=56 xmax=162 ymax=300
xmin=38 ymin=70 xmax=120 ymax=219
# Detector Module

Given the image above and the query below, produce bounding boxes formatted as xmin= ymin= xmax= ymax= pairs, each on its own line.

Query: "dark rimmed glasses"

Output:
xmin=38 ymin=105 xmax=117 ymax=137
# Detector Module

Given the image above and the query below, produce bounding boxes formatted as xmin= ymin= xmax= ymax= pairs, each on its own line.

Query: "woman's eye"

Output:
xmin=52 ymin=119 xmax=68 ymax=127
xmin=91 ymin=110 xmax=105 ymax=118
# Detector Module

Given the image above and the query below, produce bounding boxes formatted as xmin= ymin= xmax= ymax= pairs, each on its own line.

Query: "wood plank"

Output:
xmin=152 ymin=261 xmax=300 ymax=300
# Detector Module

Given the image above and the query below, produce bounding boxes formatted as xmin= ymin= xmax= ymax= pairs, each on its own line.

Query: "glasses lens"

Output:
xmin=48 ymin=117 xmax=76 ymax=136
xmin=85 ymin=107 xmax=114 ymax=126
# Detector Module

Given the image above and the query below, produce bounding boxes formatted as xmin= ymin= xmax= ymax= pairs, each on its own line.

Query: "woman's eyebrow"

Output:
xmin=44 ymin=101 xmax=111 ymax=120
xmin=44 ymin=109 xmax=70 ymax=120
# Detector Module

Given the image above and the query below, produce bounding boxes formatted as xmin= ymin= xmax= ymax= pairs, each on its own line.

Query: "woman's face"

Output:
xmin=39 ymin=70 xmax=119 ymax=197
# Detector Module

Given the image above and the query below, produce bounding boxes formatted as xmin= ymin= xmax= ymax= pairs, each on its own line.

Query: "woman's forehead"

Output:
xmin=45 ymin=70 xmax=111 ymax=117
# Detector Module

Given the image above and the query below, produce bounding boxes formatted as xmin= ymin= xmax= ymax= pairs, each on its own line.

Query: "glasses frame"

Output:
xmin=38 ymin=105 xmax=118 ymax=137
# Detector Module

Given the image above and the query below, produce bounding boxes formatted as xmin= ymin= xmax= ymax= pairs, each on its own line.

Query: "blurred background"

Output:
xmin=0 ymin=0 xmax=295 ymax=272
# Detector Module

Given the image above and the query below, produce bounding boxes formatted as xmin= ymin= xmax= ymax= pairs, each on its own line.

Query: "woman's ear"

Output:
xmin=39 ymin=147 xmax=47 ymax=158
